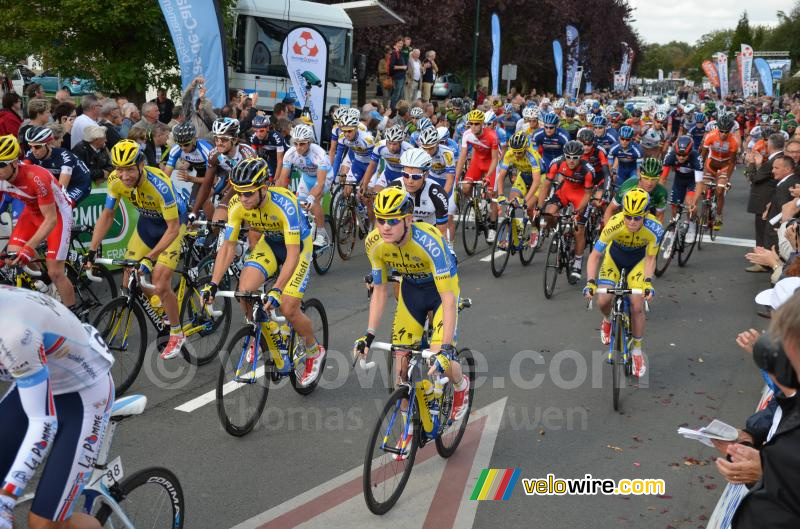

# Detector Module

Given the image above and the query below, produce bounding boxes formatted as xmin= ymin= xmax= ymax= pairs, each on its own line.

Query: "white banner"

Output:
xmin=658 ymin=69 xmax=664 ymax=81
xmin=572 ymin=67 xmax=583 ymax=100
xmin=281 ymin=27 xmax=328 ymax=142
xmin=716 ymin=53 xmax=729 ymax=97
xmin=613 ymin=72 xmax=626 ymax=91
xmin=740 ymin=44 xmax=753 ymax=97
xmin=748 ymin=79 xmax=759 ymax=96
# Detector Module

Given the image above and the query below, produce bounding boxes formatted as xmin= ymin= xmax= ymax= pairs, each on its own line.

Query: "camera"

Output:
xmin=301 ymin=70 xmax=323 ymax=88
xmin=753 ymin=333 xmax=799 ymax=390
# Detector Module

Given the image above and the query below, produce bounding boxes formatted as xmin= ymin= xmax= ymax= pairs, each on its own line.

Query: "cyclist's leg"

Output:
xmin=429 ymin=281 xmax=463 ymax=384
xmin=279 ymin=237 xmax=317 ymax=349
xmin=28 ymin=373 xmax=113 ymax=529
xmin=626 ymin=258 xmax=648 ymax=340
xmin=716 ymin=170 xmax=730 ymax=219
xmin=391 ymin=280 xmax=428 ymax=386
xmin=45 ymin=206 xmax=75 ymax=307
xmin=239 ymin=235 xmax=279 ymax=316
xmin=152 ymin=224 xmax=187 ymax=329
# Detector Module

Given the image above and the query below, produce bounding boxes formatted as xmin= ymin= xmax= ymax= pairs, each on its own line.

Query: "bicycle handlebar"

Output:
xmin=587 ymin=288 xmax=650 ymax=312
xmin=0 ymin=253 xmax=43 ymax=277
xmin=92 ymin=258 xmax=155 ymax=289
xmin=214 ymin=290 xmax=287 ymax=323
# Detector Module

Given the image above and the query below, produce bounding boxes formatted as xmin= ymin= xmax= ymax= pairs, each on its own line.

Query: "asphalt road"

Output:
xmin=12 ymin=167 xmax=773 ymax=529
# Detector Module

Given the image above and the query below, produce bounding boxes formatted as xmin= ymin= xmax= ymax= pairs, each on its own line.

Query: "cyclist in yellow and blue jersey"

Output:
xmin=495 ymin=131 xmax=544 ymax=249
xmin=354 ymin=188 xmax=470 ymax=454
xmin=583 ymin=187 xmax=663 ymax=378
xmin=87 ymin=139 xmax=189 ymax=359
xmin=201 ymin=158 xmax=326 ymax=387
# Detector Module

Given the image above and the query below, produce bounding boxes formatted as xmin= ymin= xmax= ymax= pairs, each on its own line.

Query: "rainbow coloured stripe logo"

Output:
xmin=470 ymin=469 xmax=521 ymax=500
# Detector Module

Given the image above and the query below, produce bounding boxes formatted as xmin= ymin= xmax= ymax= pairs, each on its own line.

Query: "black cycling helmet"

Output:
xmin=172 ymin=122 xmax=197 ymax=145
xmin=230 ymin=157 xmax=270 ymax=191
xmin=717 ymin=113 xmax=735 ymax=133
xmin=674 ymin=135 xmax=694 ymax=156
xmin=576 ymin=128 xmax=595 ymax=145
xmin=563 ymin=140 xmax=583 ymax=157
xmin=632 ymin=108 xmax=642 ymax=118
xmin=564 ymin=106 xmax=576 ymax=118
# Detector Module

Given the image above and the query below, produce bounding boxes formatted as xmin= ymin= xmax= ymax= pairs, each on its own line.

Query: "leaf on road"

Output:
xmin=634 ymin=462 xmax=641 ymax=467
xmin=607 ymin=444 xmax=624 ymax=452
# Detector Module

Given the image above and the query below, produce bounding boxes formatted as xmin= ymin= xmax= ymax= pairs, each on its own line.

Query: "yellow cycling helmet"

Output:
xmin=0 ymin=135 xmax=20 ymax=162
xmin=111 ymin=139 xmax=143 ymax=167
xmin=467 ymin=109 xmax=485 ymax=124
xmin=622 ymin=187 xmax=650 ymax=217
xmin=230 ymin=157 xmax=270 ymax=192
xmin=374 ymin=187 xmax=413 ymax=219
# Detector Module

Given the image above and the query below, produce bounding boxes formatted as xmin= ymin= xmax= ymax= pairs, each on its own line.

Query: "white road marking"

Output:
xmin=702 ymin=235 xmax=755 ymax=248
xmin=175 ymin=366 xmax=265 ymax=413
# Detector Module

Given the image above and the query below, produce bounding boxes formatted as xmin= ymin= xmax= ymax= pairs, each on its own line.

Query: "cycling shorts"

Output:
xmin=343 ymin=160 xmax=369 ymax=185
xmin=704 ymin=157 xmax=733 ymax=179
xmin=10 ymin=205 xmax=72 ymax=261
xmin=547 ymin=185 xmax=587 ymax=220
xmin=511 ymin=172 xmax=533 ymax=197
xmin=243 ymin=234 xmax=312 ymax=299
xmin=392 ymin=277 xmax=460 ymax=347
xmin=670 ymin=174 xmax=696 ymax=205
xmin=295 ymin=173 xmax=331 ymax=203
xmin=373 ymin=167 xmax=402 ymax=189
xmin=65 ymin=184 xmax=91 ymax=208
xmin=0 ymin=373 xmax=113 ymax=522
xmin=598 ymin=243 xmax=647 ymax=289
xmin=125 ymin=219 xmax=187 ymax=270
xmin=464 ymin=159 xmax=495 ymax=190
xmin=616 ymin=165 xmax=638 ymax=183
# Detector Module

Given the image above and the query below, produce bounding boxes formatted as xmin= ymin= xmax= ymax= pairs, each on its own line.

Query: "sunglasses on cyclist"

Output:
xmin=619 ymin=137 xmax=631 ymax=141
xmin=401 ymin=171 xmax=424 ymax=180
xmin=340 ymin=127 xmax=356 ymax=133
xmin=544 ymin=125 xmax=555 ymax=130
xmin=624 ymin=214 xmax=643 ymax=221
xmin=0 ymin=159 xmax=15 ymax=169
xmin=294 ymin=141 xmax=310 ymax=147
xmin=565 ymin=155 xmax=581 ymax=161
xmin=239 ymin=189 xmax=261 ymax=198
xmin=255 ymin=128 xmax=268 ymax=133
xmin=178 ymin=141 xmax=193 ymax=147
xmin=376 ymin=217 xmax=403 ymax=226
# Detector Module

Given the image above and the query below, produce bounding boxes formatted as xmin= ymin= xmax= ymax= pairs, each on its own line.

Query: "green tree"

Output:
xmin=0 ymin=0 xmax=236 ymax=101
xmin=729 ymin=11 xmax=753 ymax=60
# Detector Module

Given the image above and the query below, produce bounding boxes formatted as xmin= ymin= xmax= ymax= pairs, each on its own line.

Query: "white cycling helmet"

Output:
xmin=291 ymin=124 xmax=315 ymax=143
xmin=400 ymin=147 xmax=432 ymax=171
xmin=522 ymin=107 xmax=537 ymax=120
xmin=418 ymin=127 xmax=440 ymax=147
xmin=384 ymin=125 xmax=405 ymax=143
xmin=436 ymin=126 xmax=450 ymax=142
xmin=409 ymin=107 xmax=425 ymax=119
xmin=340 ymin=112 xmax=360 ymax=128
xmin=346 ymin=107 xmax=361 ymax=120
xmin=333 ymin=107 xmax=348 ymax=122
xmin=554 ymin=98 xmax=566 ymax=109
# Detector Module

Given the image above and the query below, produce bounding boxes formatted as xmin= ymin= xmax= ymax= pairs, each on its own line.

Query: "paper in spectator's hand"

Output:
xmin=678 ymin=419 xmax=738 ymax=448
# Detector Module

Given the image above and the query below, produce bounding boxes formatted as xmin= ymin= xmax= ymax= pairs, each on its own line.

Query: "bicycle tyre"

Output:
xmin=543 ymin=236 xmax=560 ymax=299
xmin=94 ymin=466 xmax=184 ymax=528
xmin=363 ymin=387 xmax=420 ymax=515
xmin=519 ymin=219 xmax=537 ymax=265
xmin=678 ymin=221 xmax=697 ymax=267
xmin=453 ymin=192 xmax=464 ymax=236
xmin=697 ymin=203 xmax=708 ymax=250
xmin=68 ymin=263 xmax=118 ymax=320
xmin=435 ymin=348 xmax=475 ymax=458
xmin=216 ymin=326 xmax=270 ymax=436
xmin=461 ymin=200 xmax=480 ymax=255
xmin=709 ymin=204 xmax=718 ymax=241
xmin=611 ymin=315 xmax=625 ymax=412
xmin=93 ymin=297 xmax=147 ymax=398
xmin=335 ymin=200 xmax=357 ymax=260
xmin=179 ymin=275 xmax=232 ymax=366
xmin=290 ymin=298 xmax=329 ymax=395
xmin=490 ymin=218 xmax=511 ymax=277
xmin=654 ymin=222 xmax=677 ymax=277
xmin=312 ymin=214 xmax=336 ymax=275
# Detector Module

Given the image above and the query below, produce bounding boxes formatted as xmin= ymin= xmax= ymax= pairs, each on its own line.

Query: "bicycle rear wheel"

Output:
xmin=461 ymin=200 xmax=480 ymax=255
xmin=93 ymin=297 xmax=147 ymax=397
xmin=68 ymin=263 xmax=118 ymax=321
xmin=363 ymin=388 xmax=419 ymax=515
xmin=697 ymin=203 xmax=709 ymax=250
xmin=436 ymin=348 xmax=475 ymax=458
xmin=709 ymin=204 xmax=719 ymax=241
xmin=611 ymin=315 xmax=625 ymax=412
xmin=180 ymin=276 xmax=232 ymax=366
xmin=290 ymin=298 xmax=329 ymax=395
xmin=543 ymin=236 xmax=560 ymax=299
xmin=654 ymin=222 xmax=677 ymax=277
xmin=312 ymin=214 xmax=336 ymax=275
xmin=94 ymin=467 xmax=184 ymax=528
xmin=519 ymin=218 xmax=537 ymax=265
xmin=216 ymin=327 xmax=270 ymax=436
xmin=335 ymin=202 xmax=357 ymax=260
xmin=678 ymin=220 xmax=697 ymax=267
xmin=490 ymin=218 xmax=511 ymax=277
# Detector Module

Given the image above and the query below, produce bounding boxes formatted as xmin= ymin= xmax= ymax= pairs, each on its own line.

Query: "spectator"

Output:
xmin=46 ymin=123 xmax=66 ymax=148
xmin=764 ymin=155 xmax=800 ymax=250
xmin=54 ymin=89 xmax=71 ymax=104
xmin=167 ymin=104 xmax=184 ymax=130
xmin=393 ymin=100 xmax=410 ymax=130
xmin=51 ymin=102 xmax=76 ymax=150
xmin=401 ymin=36 xmax=412 ymax=63
xmin=138 ymin=122 xmax=171 ymax=167
xmin=120 ymin=102 xmax=140 ymax=138
xmin=377 ymin=45 xmax=391 ymax=110
xmin=25 ymin=83 xmax=44 ymax=102
xmin=0 ymin=92 xmax=22 ymax=137
xmin=71 ymin=94 xmax=101 ymax=150
xmin=151 ymin=88 xmax=175 ymax=124
xmin=421 ymin=50 xmax=438 ymax=103
xmin=282 ymin=96 xmax=301 ymax=120
xmin=747 ymin=133 xmax=784 ymax=268
xmin=388 ymin=37 xmax=407 ymax=110
xmin=72 ymin=125 xmax=112 ymax=183
xmin=97 ymin=101 xmax=123 ymax=149
xmin=405 ymin=49 xmax=422 ymax=102
xmin=114 ymin=95 xmax=129 ymax=110
xmin=786 ymin=137 xmax=800 ymax=174
xmin=18 ymin=99 xmax=50 ymax=153
xmin=136 ymin=101 xmax=160 ymax=133
xmin=272 ymin=102 xmax=288 ymax=121
xmin=181 ymin=76 xmax=217 ymax=140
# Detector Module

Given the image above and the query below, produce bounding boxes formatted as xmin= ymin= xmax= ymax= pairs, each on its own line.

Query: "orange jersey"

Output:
xmin=702 ymin=129 xmax=739 ymax=163
xmin=752 ymin=139 xmax=767 ymax=157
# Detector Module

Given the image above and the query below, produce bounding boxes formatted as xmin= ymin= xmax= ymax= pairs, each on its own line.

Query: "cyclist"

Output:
xmin=640 ymin=111 xmax=670 ymax=160
xmin=515 ymin=106 xmax=539 ymax=137
xmin=202 ymin=157 xmax=326 ymax=386
xmin=192 ymin=118 xmax=257 ymax=222
xmin=699 ymin=113 xmax=738 ymax=230
xmin=408 ymin=117 xmax=433 ymax=148
xmin=277 ymin=124 xmax=332 ymax=247
xmin=164 ymin=121 xmax=213 ymax=214
xmin=496 ymin=131 xmax=544 ymax=248
xmin=24 ymin=126 xmax=91 ymax=208
xmin=661 ymin=135 xmax=703 ymax=240
xmin=421 ymin=127 xmax=458 ymax=242
xmin=249 ymin=114 xmax=285 ymax=178
xmin=354 ymin=187 xmax=468 ymax=457
xmin=365 ymin=125 xmax=412 ymax=192
xmin=536 ymin=140 xmax=595 ymax=280
xmin=584 ymin=187 xmax=662 ymax=377
xmin=532 ymin=112 xmax=570 ymax=170
xmin=560 ymin=106 xmax=581 ymax=140
xmin=388 ymin=148 xmax=449 ymax=235
xmin=484 ymin=111 xmax=507 ymax=154
xmin=455 ymin=109 xmax=500 ymax=242
xmin=0 ymin=135 xmax=76 ymax=309
xmin=86 ymin=139 xmax=189 ymax=359
xmin=334 ymin=111 xmax=375 ymax=194
xmin=604 ymin=157 xmax=668 ymax=225
xmin=592 ymin=115 xmax=618 ymax=152
xmin=0 ymin=287 xmax=115 ymax=529
xmin=436 ymin=126 xmax=460 ymax=158
xmin=578 ymin=128 xmax=611 ymax=187
xmin=608 ymin=125 xmax=643 ymax=184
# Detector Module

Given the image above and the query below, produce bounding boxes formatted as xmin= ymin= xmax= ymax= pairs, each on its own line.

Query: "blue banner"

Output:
xmin=553 ymin=40 xmax=563 ymax=96
xmin=754 ymin=57 xmax=774 ymax=97
xmin=491 ymin=13 xmax=500 ymax=96
xmin=158 ymin=0 xmax=228 ymax=108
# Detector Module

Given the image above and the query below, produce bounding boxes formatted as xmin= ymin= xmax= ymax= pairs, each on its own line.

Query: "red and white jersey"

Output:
xmin=460 ymin=127 xmax=498 ymax=164
xmin=0 ymin=163 xmax=71 ymax=217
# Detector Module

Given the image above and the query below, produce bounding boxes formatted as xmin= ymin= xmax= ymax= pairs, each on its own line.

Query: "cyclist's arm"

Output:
xmin=577 ymin=187 xmax=592 ymax=214
xmin=496 ymin=168 xmax=508 ymax=196
xmin=328 ymin=137 xmax=338 ymax=166
xmin=659 ymin=164 xmax=670 ymax=186
xmin=454 ymin=145 xmax=468 ymax=180
xmin=89 ymin=201 xmax=117 ymax=252
xmin=276 ymin=162 xmax=292 ymax=188
xmin=23 ymin=201 xmax=57 ymax=252
xmin=58 ymin=166 xmax=72 ymax=189
xmin=643 ymin=254 xmax=656 ymax=282
xmin=438 ymin=289 xmax=458 ymax=347
xmin=312 ymin=168 xmax=327 ymax=201
xmin=536 ymin=174 xmax=553 ymax=209
xmin=193 ymin=162 xmax=217 ymax=216
xmin=361 ymin=160 xmax=378 ymax=193
xmin=367 ymin=281 xmax=389 ymax=333
xmin=586 ymin=245 xmax=603 ymax=281
xmin=603 ymin=200 xmax=619 ymax=225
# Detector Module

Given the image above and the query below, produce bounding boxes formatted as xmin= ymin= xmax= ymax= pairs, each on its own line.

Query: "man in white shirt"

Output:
xmin=404 ymin=49 xmax=422 ymax=102
xmin=70 ymin=94 xmax=100 ymax=150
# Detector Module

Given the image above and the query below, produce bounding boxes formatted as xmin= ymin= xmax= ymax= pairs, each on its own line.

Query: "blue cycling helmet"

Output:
xmin=694 ymin=111 xmax=705 ymax=123
xmin=417 ymin=117 xmax=433 ymax=130
xmin=592 ymin=101 xmax=600 ymax=110
xmin=619 ymin=125 xmax=635 ymax=140
xmin=252 ymin=115 xmax=268 ymax=129
xmin=542 ymin=113 xmax=559 ymax=126
xmin=592 ymin=115 xmax=608 ymax=128
xmin=504 ymin=103 xmax=513 ymax=113
xmin=625 ymin=103 xmax=635 ymax=113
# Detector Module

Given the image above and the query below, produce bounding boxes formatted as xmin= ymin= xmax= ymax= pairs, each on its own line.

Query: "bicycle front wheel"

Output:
xmin=461 ymin=200 xmax=480 ymax=255
xmin=696 ymin=203 xmax=709 ymax=250
xmin=180 ymin=276 xmax=232 ymax=366
xmin=94 ymin=466 xmax=184 ymax=528
xmin=363 ymin=388 xmax=419 ymax=515
xmin=68 ymin=263 xmax=118 ymax=321
xmin=654 ymin=222 xmax=677 ymax=277
xmin=678 ymin=220 xmax=697 ymax=267
xmin=436 ymin=348 xmax=475 ymax=458
xmin=519 ymin=219 xmax=537 ymax=265
xmin=335 ymin=202 xmax=357 ymax=260
xmin=543 ymin=236 xmax=560 ymax=299
xmin=490 ymin=218 xmax=511 ymax=277
xmin=93 ymin=297 xmax=147 ymax=397
xmin=290 ymin=298 xmax=329 ymax=395
xmin=313 ymin=214 xmax=336 ymax=275
xmin=216 ymin=327 xmax=270 ymax=436
xmin=611 ymin=315 xmax=625 ymax=412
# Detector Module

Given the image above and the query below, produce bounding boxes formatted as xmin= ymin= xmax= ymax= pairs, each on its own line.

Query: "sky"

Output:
xmin=627 ymin=0 xmax=791 ymax=45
